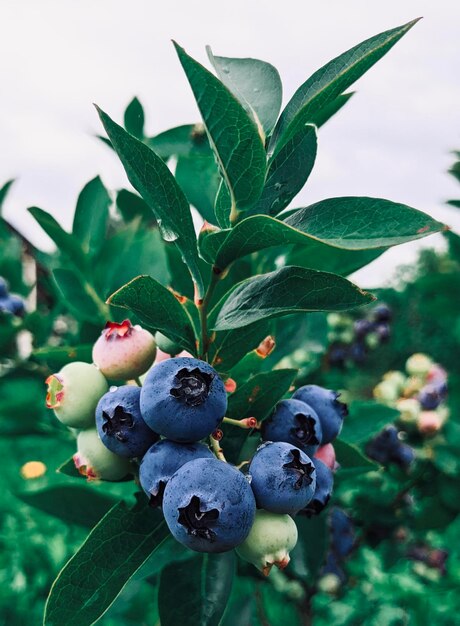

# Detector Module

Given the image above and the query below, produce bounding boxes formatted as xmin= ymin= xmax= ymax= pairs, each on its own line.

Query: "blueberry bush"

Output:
xmin=1 ymin=18 xmax=458 ymax=626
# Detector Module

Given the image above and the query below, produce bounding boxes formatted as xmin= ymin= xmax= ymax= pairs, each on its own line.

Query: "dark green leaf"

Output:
xmin=206 ymin=47 xmax=282 ymax=136
xmin=44 ymin=499 xmax=169 ymax=626
xmin=227 ymin=368 xmax=297 ymax=421
xmin=340 ymin=401 xmax=400 ymax=444
xmin=32 ymin=344 xmax=93 ymax=370
xmin=313 ymin=92 xmax=354 ymax=127
xmin=158 ymin=552 xmax=235 ymax=626
xmin=252 ymin=124 xmax=317 ymax=216
xmin=334 ymin=438 xmax=379 ymax=472
xmin=294 ymin=514 xmax=328 ymax=578
xmin=175 ymin=155 xmax=220 ymax=223
xmin=16 ymin=485 xmax=118 ymax=528
xmin=174 ymin=43 xmax=266 ymax=220
xmin=214 ymin=180 xmax=232 ymax=228
xmin=72 ymin=176 xmax=111 ymax=257
xmin=116 ymin=188 xmax=154 ymax=224
xmin=198 ymin=225 xmax=227 ymax=265
xmin=108 ymin=275 xmax=197 ymax=354
xmin=285 ymin=242 xmax=384 ymax=276
xmin=28 ymin=207 xmax=87 ymax=270
xmin=57 ymin=457 xmax=85 ymax=479
xmin=270 ymin=19 xmax=420 ymax=150
xmin=283 ymin=197 xmax=446 ymax=249
xmin=53 ymin=268 xmax=107 ymax=324
xmin=0 ymin=179 xmax=14 ymax=213
xmin=209 ymin=320 xmax=271 ymax=372
xmin=147 ymin=124 xmax=210 ymax=159
xmin=212 ymin=266 xmax=374 ymax=331
xmin=96 ymin=106 xmax=204 ymax=297
xmin=124 ymin=97 xmax=145 ymax=139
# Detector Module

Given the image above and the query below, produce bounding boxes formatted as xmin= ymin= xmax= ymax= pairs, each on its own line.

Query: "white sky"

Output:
xmin=0 ymin=0 xmax=459 ymax=286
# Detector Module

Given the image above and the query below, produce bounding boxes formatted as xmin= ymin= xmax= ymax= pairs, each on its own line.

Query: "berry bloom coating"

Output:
xmin=236 ymin=510 xmax=298 ymax=576
xmin=162 ymin=457 xmax=256 ymax=553
xmin=314 ymin=444 xmax=336 ymax=470
xmin=140 ymin=357 xmax=227 ymax=442
xmin=92 ymin=320 xmax=156 ymax=380
xmin=154 ymin=332 xmax=182 ymax=356
xmin=406 ymin=353 xmax=433 ymax=377
xmin=96 ymin=386 xmax=158 ymax=458
xmin=248 ymin=441 xmax=316 ymax=515
xmin=301 ymin=458 xmax=333 ymax=517
xmin=46 ymin=361 xmax=108 ymax=429
xmin=74 ymin=429 xmax=132 ymax=481
xmin=139 ymin=439 xmax=214 ymax=506
xmin=293 ymin=385 xmax=348 ymax=444
xmin=262 ymin=399 xmax=322 ymax=457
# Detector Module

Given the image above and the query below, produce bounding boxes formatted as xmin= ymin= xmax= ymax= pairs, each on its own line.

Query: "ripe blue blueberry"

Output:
xmin=353 ymin=319 xmax=374 ymax=339
xmin=366 ymin=426 xmax=415 ymax=469
xmin=301 ymin=458 xmax=333 ymax=517
xmin=261 ymin=399 xmax=322 ymax=457
xmin=0 ymin=295 xmax=25 ymax=316
xmin=372 ymin=303 xmax=392 ymax=323
xmin=0 ymin=277 xmax=8 ymax=298
xmin=96 ymin=385 xmax=158 ymax=458
xmin=248 ymin=441 xmax=316 ymax=515
xmin=162 ymin=457 xmax=256 ymax=553
xmin=292 ymin=385 xmax=348 ymax=444
xmin=140 ymin=357 xmax=227 ymax=442
xmin=139 ymin=439 xmax=214 ymax=506
xmin=330 ymin=508 xmax=355 ymax=558
xmin=418 ymin=383 xmax=447 ymax=410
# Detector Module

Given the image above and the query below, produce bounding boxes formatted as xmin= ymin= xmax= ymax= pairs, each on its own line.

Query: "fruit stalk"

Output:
xmin=197 ymin=268 xmax=220 ymax=360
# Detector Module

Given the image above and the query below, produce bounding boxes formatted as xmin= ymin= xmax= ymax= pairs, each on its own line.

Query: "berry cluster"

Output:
xmin=45 ymin=320 xmax=349 ymax=574
xmin=326 ymin=304 xmax=392 ymax=368
xmin=0 ymin=276 xmax=25 ymax=316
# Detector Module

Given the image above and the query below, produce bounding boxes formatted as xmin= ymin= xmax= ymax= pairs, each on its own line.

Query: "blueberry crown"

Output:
xmin=283 ymin=449 xmax=315 ymax=490
xmin=333 ymin=392 xmax=349 ymax=417
xmin=178 ymin=495 xmax=219 ymax=542
xmin=290 ymin=413 xmax=320 ymax=446
xmin=102 ymin=405 xmax=134 ymax=442
xmin=170 ymin=367 xmax=214 ymax=407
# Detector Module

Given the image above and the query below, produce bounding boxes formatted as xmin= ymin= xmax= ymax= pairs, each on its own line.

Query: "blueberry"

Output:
xmin=375 ymin=323 xmax=390 ymax=343
xmin=330 ymin=508 xmax=355 ymax=558
xmin=162 ymin=457 xmax=256 ymax=553
xmin=46 ymin=362 xmax=109 ymax=429
xmin=93 ymin=320 xmax=157 ymax=380
xmin=353 ymin=319 xmax=374 ymax=339
xmin=328 ymin=344 xmax=348 ymax=368
xmin=236 ymin=510 xmax=298 ymax=575
xmin=0 ymin=295 xmax=23 ymax=316
xmin=139 ymin=439 xmax=213 ymax=506
xmin=261 ymin=399 xmax=322 ymax=457
xmin=372 ymin=304 xmax=392 ymax=323
xmin=418 ymin=383 xmax=447 ymax=410
xmin=314 ymin=443 xmax=336 ymax=470
xmin=349 ymin=341 xmax=366 ymax=364
xmin=248 ymin=441 xmax=316 ymax=515
xmin=0 ymin=277 xmax=8 ymax=298
xmin=96 ymin=385 xmax=158 ymax=458
xmin=292 ymin=385 xmax=348 ymax=444
xmin=301 ymin=458 xmax=333 ymax=517
xmin=74 ymin=428 xmax=132 ymax=481
xmin=320 ymin=551 xmax=346 ymax=583
xmin=140 ymin=357 xmax=227 ymax=442
xmin=366 ymin=426 xmax=415 ymax=469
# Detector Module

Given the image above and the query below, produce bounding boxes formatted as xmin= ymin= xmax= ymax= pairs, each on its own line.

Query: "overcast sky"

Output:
xmin=0 ymin=0 xmax=459 ymax=286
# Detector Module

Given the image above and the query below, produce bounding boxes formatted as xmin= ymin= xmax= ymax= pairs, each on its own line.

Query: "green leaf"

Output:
xmin=28 ymin=207 xmax=87 ymax=270
xmin=209 ymin=320 xmax=271 ymax=372
xmin=283 ymin=197 xmax=446 ymax=249
xmin=16 ymin=485 xmax=118 ymax=528
xmin=214 ymin=180 xmax=232 ymax=228
xmin=147 ymin=124 xmax=211 ymax=160
xmin=158 ymin=552 xmax=235 ymax=626
xmin=44 ymin=499 xmax=169 ymax=626
xmin=32 ymin=344 xmax=93 ymax=370
xmin=270 ymin=18 xmax=420 ymax=150
xmin=206 ymin=47 xmax=282 ymax=136
xmin=108 ymin=275 xmax=197 ymax=354
xmin=252 ymin=124 xmax=317 ymax=216
xmin=285 ymin=242 xmax=384 ymax=276
xmin=334 ymin=438 xmax=379 ymax=472
xmin=72 ymin=176 xmax=111 ymax=257
xmin=227 ymin=369 xmax=297 ymax=421
xmin=174 ymin=42 xmax=266 ymax=220
xmin=340 ymin=401 xmax=400 ymax=445
xmin=57 ymin=456 xmax=85 ymax=479
xmin=175 ymin=155 xmax=220 ymax=223
xmin=53 ymin=268 xmax=107 ymax=324
xmin=0 ymin=179 xmax=14 ymax=213
xmin=124 ymin=96 xmax=145 ymax=139
xmin=294 ymin=515 xmax=328 ymax=578
xmin=95 ymin=106 xmax=204 ymax=297
xmin=116 ymin=189 xmax=154 ymax=224
xmin=212 ymin=266 xmax=374 ymax=331
xmin=313 ymin=92 xmax=354 ymax=127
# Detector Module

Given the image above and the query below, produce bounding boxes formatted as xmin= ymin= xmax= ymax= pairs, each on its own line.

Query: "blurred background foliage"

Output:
xmin=0 ymin=110 xmax=459 ymax=624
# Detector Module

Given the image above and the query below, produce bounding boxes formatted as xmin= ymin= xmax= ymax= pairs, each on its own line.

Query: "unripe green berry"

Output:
xmin=406 ymin=353 xmax=433 ymax=378
xmin=74 ymin=429 xmax=132 ymax=481
xmin=236 ymin=510 xmax=298 ymax=576
xmin=46 ymin=362 xmax=108 ymax=429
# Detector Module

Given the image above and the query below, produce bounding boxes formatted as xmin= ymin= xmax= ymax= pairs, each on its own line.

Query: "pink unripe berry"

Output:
xmin=417 ymin=411 xmax=443 ymax=436
xmin=92 ymin=320 xmax=156 ymax=380
xmin=314 ymin=444 xmax=337 ymax=471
